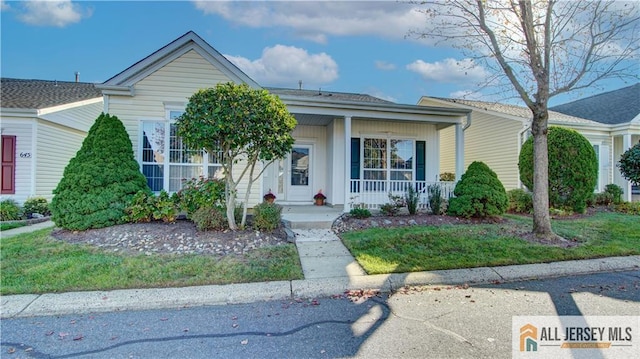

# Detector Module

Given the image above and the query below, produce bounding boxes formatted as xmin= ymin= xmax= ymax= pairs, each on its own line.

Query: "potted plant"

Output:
xmin=313 ymin=190 xmax=326 ymax=206
xmin=263 ymin=189 xmax=276 ymax=203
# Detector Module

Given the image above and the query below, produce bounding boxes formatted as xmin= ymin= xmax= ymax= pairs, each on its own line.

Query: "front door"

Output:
xmin=287 ymin=145 xmax=313 ymax=202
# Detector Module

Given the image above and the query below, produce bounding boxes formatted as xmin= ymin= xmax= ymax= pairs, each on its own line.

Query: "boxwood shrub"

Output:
xmin=448 ymin=161 xmax=508 ymax=218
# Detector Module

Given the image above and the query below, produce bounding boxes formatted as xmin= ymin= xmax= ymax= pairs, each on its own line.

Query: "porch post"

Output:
xmin=344 ymin=116 xmax=352 ymax=212
xmin=623 ymin=134 xmax=632 ymax=202
xmin=455 ymin=123 xmax=464 ymax=181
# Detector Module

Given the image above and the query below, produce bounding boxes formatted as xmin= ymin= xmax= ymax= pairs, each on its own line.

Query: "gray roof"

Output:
xmin=550 ymin=84 xmax=640 ymax=125
xmin=1 ymin=78 xmax=103 ymax=109
xmin=431 ymin=97 xmax=605 ymax=126
xmin=266 ymin=87 xmax=394 ymax=104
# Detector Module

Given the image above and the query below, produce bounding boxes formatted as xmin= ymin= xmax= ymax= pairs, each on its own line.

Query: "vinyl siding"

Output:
xmin=35 ymin=120 xmax=86 ymax=200
xmin=107 ymin=49 xmax=262 ymax=206
xmin=0 ymin=119 xmax=34 ymax=204
xmin=39 ymin=100 xmax=103 ymax=132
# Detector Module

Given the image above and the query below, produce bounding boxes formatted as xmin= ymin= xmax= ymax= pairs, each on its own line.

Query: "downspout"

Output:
xmin=464 ymin=113 xmax=472 ymax=131
xmin=454 ymin=113 xmax=471 ymax=182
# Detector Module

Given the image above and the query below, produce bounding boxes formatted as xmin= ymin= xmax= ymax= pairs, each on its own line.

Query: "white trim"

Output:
xmin=344 ymin=116 xmax=352 ymax=212
xmin=30 ymin=121 xmax=37 ymax=196
xmin=37 ymin=97 xmax=103 ymax=116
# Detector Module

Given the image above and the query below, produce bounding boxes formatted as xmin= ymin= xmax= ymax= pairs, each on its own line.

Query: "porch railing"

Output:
xmin=349 ymin=180 xmax=456 ymax=210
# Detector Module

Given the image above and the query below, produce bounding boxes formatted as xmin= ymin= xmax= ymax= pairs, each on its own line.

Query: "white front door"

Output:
xmin=287 ymin=144 xmax=313 ymax=202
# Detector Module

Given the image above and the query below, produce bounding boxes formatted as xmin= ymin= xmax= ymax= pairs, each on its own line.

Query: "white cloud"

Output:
xmin=375 ymin=61 xmax=396 ymax=71
xmin=406 ymin=58 xmax=488 ymax=84
xmin=225 ymin=45 xmax=339 ymax=88
xmin=193 ymin=1 xmax=426 ymax=44
xmin=17 ymin=1 xmax=90 ymax=27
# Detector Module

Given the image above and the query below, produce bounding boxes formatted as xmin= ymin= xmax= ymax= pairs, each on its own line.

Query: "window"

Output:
xmin=140 ymin=110 xmax=222 ymax=193
xmin=362 ymin=137 xmax=414 ymax=182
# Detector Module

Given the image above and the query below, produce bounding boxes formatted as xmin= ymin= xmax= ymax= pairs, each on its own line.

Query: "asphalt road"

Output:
xmin=2 ymin=270 xmax=639 ymax=358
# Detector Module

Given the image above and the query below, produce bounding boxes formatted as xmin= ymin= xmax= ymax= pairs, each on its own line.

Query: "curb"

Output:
xmin=2 ymin=255 xmax=638 ymax=319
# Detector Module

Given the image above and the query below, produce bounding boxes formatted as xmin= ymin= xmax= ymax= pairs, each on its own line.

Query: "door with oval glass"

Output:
xmin=287 ymin=144 xmax=313 ymax=202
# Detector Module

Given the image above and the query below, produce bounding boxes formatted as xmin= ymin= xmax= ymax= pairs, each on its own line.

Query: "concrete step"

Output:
xmin=282 ymin=219 xmax=334 ymax=229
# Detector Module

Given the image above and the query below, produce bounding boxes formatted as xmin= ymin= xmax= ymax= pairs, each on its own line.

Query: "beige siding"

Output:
xmin=0 ymin=119 xmax=34 ymax=204
xmin=439 ymin=126 xmax=455 ymax=175
xmin=40 ymin=101 xmax=103 ymax=132
xmin=34 ymin=120 xmax=86 ymax=201
xmin=107 ymin=50 xmax=262 ymax=206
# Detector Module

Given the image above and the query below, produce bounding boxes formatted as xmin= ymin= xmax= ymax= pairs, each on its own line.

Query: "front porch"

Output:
xmin=348 ymin=180 xmax=456 ymax=210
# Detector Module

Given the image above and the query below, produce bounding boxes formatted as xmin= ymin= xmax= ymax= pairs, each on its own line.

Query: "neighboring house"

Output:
xmin=550 ymin=84 xmax=640 ymax=201
xmin=98 ymin=31 xmax=471 ymax=211
xmin=0 ymin=78 xmax=103 ymax=204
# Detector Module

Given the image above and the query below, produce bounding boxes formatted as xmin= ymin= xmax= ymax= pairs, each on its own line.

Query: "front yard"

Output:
xmin=340 ymin=211 xmax=640 ymax=274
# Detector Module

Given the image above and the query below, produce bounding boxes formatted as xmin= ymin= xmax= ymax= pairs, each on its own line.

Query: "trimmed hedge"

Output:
xmin=448 ymin=161 xmax=508 ymax=218
xmin=519 ymin=127 xmax=597 ymax=213
xmin=51 ymin=113 xmax=150 ymax=230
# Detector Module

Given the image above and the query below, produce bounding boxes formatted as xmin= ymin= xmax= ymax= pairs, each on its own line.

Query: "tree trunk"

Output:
xmin=225 ymin=166 xmax=238 ymax=231
xmin=530 ymin=109 xmax=554 ymax=238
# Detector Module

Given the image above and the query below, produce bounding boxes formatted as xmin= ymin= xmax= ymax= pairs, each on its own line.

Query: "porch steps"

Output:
xmin=280 ymin=205 xmax=343 ymax=230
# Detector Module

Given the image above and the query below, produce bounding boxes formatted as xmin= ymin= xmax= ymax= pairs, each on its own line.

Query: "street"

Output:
xmin=2 ymin=270 xmax=638 ymax=358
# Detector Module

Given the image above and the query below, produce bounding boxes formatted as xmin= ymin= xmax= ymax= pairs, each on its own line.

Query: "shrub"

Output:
xmin=174 ymin=177 xmax=226 ymax=217
xmin=51 ymin=113 xmax=150 ymax=230
xmin=124 ymin=191 xmax=155 ymax=223
xmin=507 ymin=189 xmax=533 ymax=214
xmin=22 ymin=197 xmax=50 ymax=218
xmin=191 ymin=206 xmax=227 ymax=231
xmin=252 ymin=202 xmax=282 ymax=231
xmin=152 ymin=190 xmax=178 ymax=223
xmin=593 ymin=192 xmax=614 ymax=206
xmin=604 ymin=184 xmax=624 ymax=204
xmin=614 ymin=201 xmax=640 ymax=215
xmin=519 ymin=127 xmax=598 ymax=213
xmin=0 ymin=199 xmax=22 ymax=221
xmin=439 ymin=172 xmax=455 ymax=181
xmin=448 ymin=161 xmax=508 ymax=218
xmin=427 ymin=184 xmax=443 ymax=215
xmin=404 ymin=185 xmax=419 ymax=215
xmin=618 ymin=142 xmax=640 ymax=186
xmin=349 ymin=207 xmax=372 ymax=219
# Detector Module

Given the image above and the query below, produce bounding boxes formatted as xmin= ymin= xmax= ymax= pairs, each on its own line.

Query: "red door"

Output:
xmin=1 ymin=135 xmax=16 ymax=194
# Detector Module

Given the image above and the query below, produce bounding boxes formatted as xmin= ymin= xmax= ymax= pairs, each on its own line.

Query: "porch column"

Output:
xmin=455 ymin=123 xmax=464 ymax=181
xmin=623 ymin=134 xmax=632 ymax=202
xmin=344 ymin=116 xmax=352 ymax=212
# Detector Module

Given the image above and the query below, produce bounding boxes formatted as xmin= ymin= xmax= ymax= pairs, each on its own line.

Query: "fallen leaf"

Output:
xmin=160 ymin=318 xmax=169 ymax=321
xmin=232 ymin=323 xmax=239 ymax=328
xmin=73 ymin=334 xmax=84 ymax=341
xmin=183 ymin=328 xmax=189 ymax=332
xmin=7 ymin=347 xmax=15 ymax=354
xmin=59 ymin=332 xmax=69 ymax=340
xmin=321 ymin=349 xmax=326 ymax=354
xmin=231 ymin=316 xmax=238 ymax=320
xmin=25 ymin=347 xmax=33 ymax=352
xmin=102 ymin=296 xmax=108 ymax=300
xmin=45 ymin=331 xmax=54 ymax=336
xmin=70 ymin=320 xmax=77 ymax=325
xmin=241 ymin=339 xmax=249 ymax=345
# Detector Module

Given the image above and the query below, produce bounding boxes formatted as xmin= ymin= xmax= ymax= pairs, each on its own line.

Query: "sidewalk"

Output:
xmin=1 ymin=221 xmax=639 ymax=319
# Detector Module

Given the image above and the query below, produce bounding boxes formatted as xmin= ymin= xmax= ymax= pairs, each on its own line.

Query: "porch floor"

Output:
xmin=280 ymin=205 xmax=343 ymax=229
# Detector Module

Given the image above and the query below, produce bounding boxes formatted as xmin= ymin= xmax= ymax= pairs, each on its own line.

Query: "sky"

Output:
xmin=1 ymin=0 xmax=638 ymax=106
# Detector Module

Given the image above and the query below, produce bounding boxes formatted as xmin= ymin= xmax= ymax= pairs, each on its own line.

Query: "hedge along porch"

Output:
xmin=262 ymin=89 xmax=471 ymax=212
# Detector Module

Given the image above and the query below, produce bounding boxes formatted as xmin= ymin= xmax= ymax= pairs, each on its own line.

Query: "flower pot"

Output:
xmin=314 ymin=198 xmax=325 ymax=206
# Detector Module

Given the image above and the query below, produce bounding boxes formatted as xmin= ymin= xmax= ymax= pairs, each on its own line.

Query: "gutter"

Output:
xmin=464 ymin=113 xmax=472 ymax=131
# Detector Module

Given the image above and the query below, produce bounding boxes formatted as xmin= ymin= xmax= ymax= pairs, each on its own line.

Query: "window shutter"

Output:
xmin=350 ymin=138 xmax=360 ymax=180
xmin=1 ymin=136 xmax=16 ymax=194
xmin=416 ymin=141 xmax=426 ymax=181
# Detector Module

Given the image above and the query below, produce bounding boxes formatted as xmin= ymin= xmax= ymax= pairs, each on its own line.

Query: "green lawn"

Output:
xmin=340 ymin=211 xmax=640 ymax=275
xmin=0 ymin=222 xmax=27 ymax=231
xmin=1 ymin=229 xmax=303 ymax=295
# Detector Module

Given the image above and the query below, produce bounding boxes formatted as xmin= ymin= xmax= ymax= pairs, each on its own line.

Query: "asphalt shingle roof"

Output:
xmin=432 ymin=97 xmax=605 ymax=126
xmin=266 ymin=87 xmax=394 ymax=104
xmin=1 ymin=78 xmax=103 ymax=110
xmin=550 ymin=84 xmax=640 ymax=125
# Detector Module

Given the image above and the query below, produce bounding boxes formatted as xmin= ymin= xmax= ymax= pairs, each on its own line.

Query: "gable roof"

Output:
xmin=101 ymin=31 xmax=260 ymax=93
xmin=266 ymin=87 xmax=393 ymax=104
xmin=1 ymin=78 xmax=102 ymax=109
xmin=424 ymin=97 xmax=606 ymax=127
xmin=550 ymin=84 xmax=640 ymax=125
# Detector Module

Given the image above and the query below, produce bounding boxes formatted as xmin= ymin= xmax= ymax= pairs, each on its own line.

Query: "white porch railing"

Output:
xmin=349 ymin=180 xmax=456 ymax=210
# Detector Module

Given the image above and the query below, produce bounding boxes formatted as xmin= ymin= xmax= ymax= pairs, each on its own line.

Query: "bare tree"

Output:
xmin=410 ymin=0 xmax=639 ymax=239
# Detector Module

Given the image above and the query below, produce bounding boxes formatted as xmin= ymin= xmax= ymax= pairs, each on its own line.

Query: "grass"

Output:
xmin=0 ymin=222 xmax=27 ymax=231
xmin=1 ymin=229 xmax=303 ymax=295
xmin=341 ymin=211 xmax=640 ymax=275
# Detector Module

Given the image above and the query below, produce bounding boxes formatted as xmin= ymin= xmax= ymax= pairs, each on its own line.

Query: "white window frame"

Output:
xmin=360 ymin=135 xmax=415 ymax=182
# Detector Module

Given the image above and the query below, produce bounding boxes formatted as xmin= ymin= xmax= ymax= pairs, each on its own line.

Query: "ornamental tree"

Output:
xmin=519 ymin=127 xmax=597 ymax=213
xmin=51 ymin=113 xmax=150 ymax=230
xmin=618 ymin=142 xmax=640 ymax=186
xmin=410 ymin=0 xmax=639 ymax=240
xmin=175 ymin=82 xmax=296 ymax=230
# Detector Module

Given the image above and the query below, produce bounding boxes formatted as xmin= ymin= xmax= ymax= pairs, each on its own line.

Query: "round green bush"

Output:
xmin=618 ymin=142 xmax=640 ymax=186
xmin=22 ymin=197 xmax=50 ymax=218
xmin=191 ymin=206 xmax=227 ymax=231
xmin=507 ymin=189 xmax=533 ymax=214
xmin=518 ymin=127 xmax=597 ymax=213
xmin=51 ymin=113 xmax=151 ymax=230
xmin=447 ymin=161 xmax=508 ymax=218
xmin=252 ymin=202 xmax=282 ymax=231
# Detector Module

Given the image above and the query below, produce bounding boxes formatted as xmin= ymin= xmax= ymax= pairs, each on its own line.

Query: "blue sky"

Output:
xmin=1 ymin=1 xmax=637 ymax=106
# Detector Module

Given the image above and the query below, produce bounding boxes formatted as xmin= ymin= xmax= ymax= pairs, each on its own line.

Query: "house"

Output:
xmin=97 ymin=31 xmax=471 ymax=211
xmin=419 ymin=86 xmax=640 ymax=202
xmin=0 ymin=78 xmax=103 ymax=204
xmin=550 ymin=84 xmax=640 ymax=201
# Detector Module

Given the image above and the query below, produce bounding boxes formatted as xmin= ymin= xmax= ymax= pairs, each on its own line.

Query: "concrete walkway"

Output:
xmin=1 ymin=218 xmax=639 ymax=319
xmin=1 ymin=219 xmax=55 ymax=238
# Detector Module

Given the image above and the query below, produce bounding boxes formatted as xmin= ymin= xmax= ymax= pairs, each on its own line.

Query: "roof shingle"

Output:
xmin=1 ymin=78 xmax=103 ymax=110
xmin=550 ymin=84 xmax=640 ymax=125
xmin=266 ymin=87 xmax=393 ymax=104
